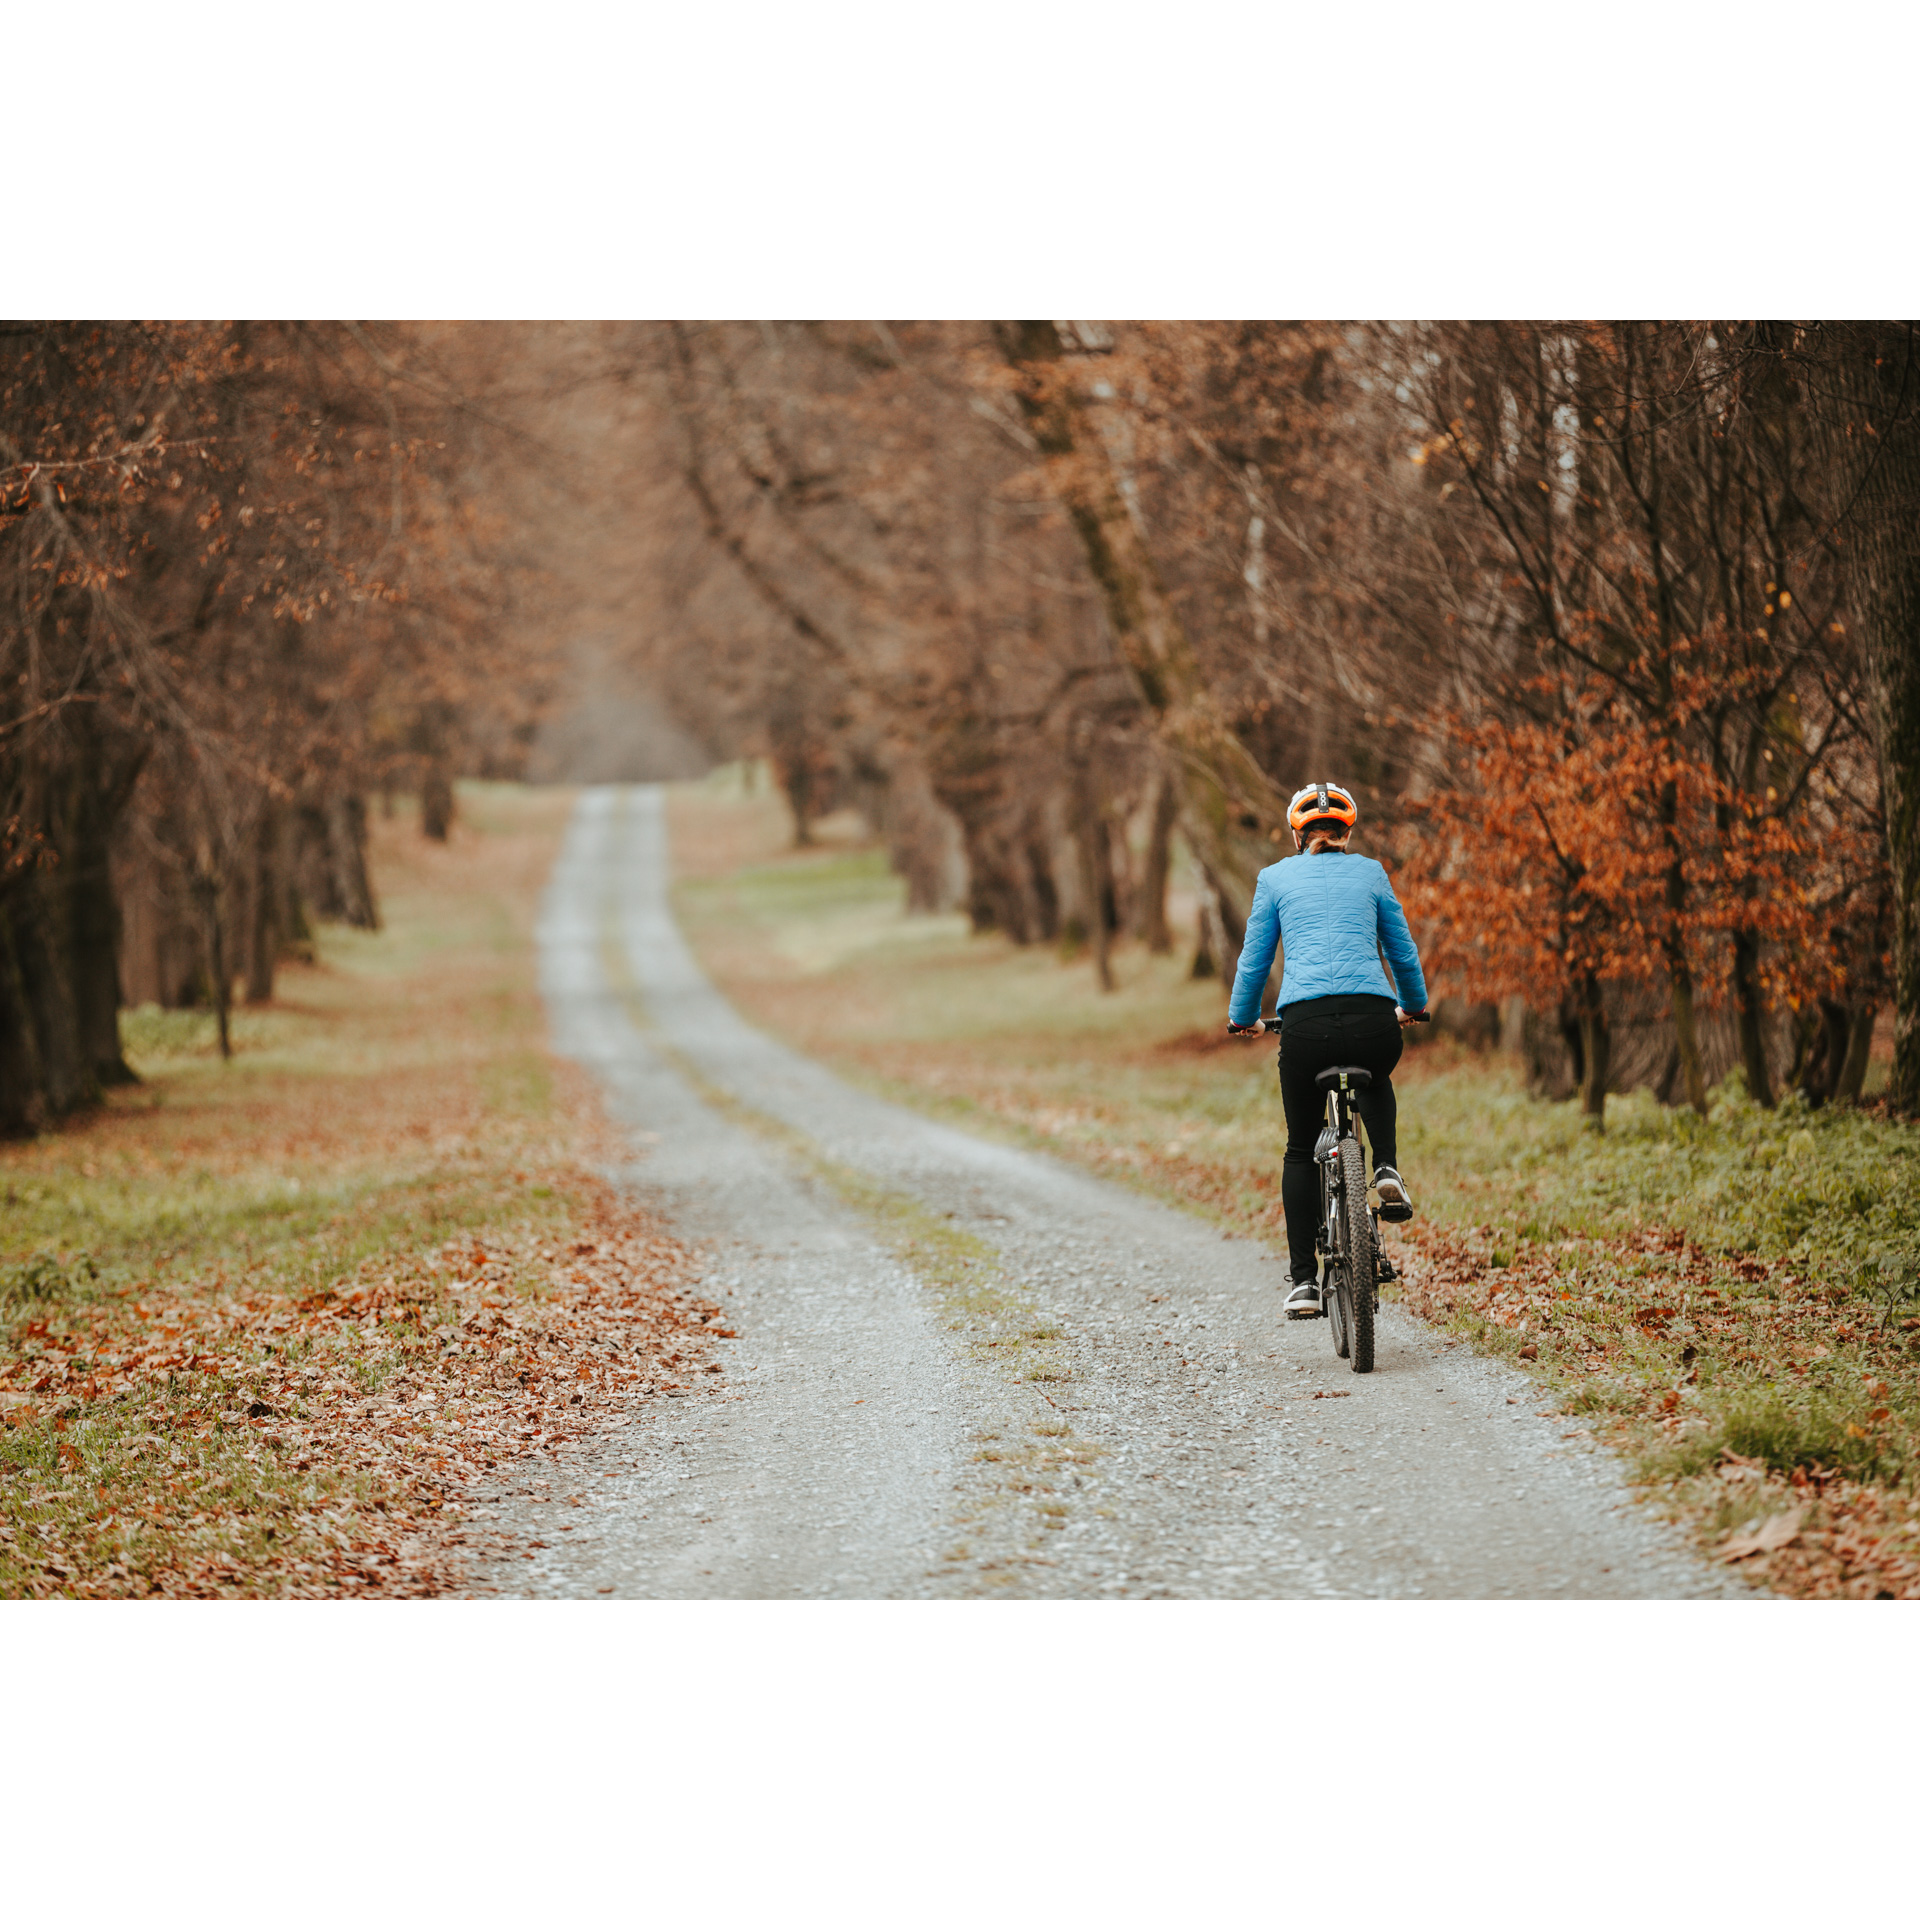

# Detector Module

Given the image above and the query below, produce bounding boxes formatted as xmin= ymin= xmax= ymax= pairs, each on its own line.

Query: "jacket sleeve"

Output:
xmin=1228 ymin=871 xmax=1280 ymax=1026
xmin=1374 ymin=872 xmax=1428 ymax=1010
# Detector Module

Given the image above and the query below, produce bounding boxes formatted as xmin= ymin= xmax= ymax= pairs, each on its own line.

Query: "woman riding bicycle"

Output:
xmin=1227 ymin=782 xmax=1429 ymax=1319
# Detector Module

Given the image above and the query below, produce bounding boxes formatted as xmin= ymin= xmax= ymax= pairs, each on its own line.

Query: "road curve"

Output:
xmin=466 ymin=786 xmax=1745 ymax=1600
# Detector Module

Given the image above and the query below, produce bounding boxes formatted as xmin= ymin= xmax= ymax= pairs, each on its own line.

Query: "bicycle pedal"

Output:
xmin=1377 ymin=1260 xmax=1398 ymax=1285
xmin=1285 ymin=1306 xmax=1324 ymax=1321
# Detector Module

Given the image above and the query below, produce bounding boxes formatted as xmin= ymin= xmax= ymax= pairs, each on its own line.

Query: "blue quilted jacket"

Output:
xmin=1227 ymin=848 xmax=1428 ymax=1028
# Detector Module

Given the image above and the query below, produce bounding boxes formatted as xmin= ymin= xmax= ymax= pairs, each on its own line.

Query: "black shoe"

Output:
xmin=1373 ymin=1165 xmax=1413 ymax=1223
xmin=1285 ymin=1279 xmax=1322 ymax=1319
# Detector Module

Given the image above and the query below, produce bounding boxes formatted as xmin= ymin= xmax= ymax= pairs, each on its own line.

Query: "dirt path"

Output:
xmin=472 ymin=786 xmax=1748 ymax=1599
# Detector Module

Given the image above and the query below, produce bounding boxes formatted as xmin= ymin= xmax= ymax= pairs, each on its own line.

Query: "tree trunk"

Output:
xmin=1575 ymin=972 xmax=1610 ymax=1130
xmin=243 ymin=807 xmax=279 ymax=1004
xmin=67 ymin=767 xmax=137 ymax=1089
xmin=995 ymin=323 xmax=1288 ymax=916
xmin=421 ymin=763 xmax=455 ymax=842
xmin=767 ymin=691 xmax=825 ymax=847
xmin=1190 ymin=900 xmax=1220 ymax=981
xmin=4 ymin=869 xmax=91 ymax=1124
xmin=1216 ymin=867 xmax=1247 ymax=978
xmin=1656 ymin=1041 xmax=1680 ymax=1107
xmin=1731 ymin=928 xmax=1775 ymax=1107
xmin=1023 ymin=830 xmax=1060 ymax=943
xmin=1666 ymin=964 xmax=1709 ymax=1113
xmin=1788 ymin=1000 xmax=1842 ymax=1107
xmin=1837 ymin=1003 xmax=1877 ymax=1103
xmin=1577 ymin=1010 xmax=1610 ymax=1127
xmin=1182 ymin=852 xmax=1244 ymax=990
xmin=196 ymin=875 xmax=232 ymax=1061
xmin=953 ymin=815 xmax=1037 ymax=941
xmin=415 ymin=698 xmax=456 ymax=842
xmin=1078 ymin=835 xmax=1114 ymax=992
xmin=0 ymin=894 xmax=52 ymax=1134
xmin=0 ymin=736 xmax=149 ymax=1128
xmin=1805 ymin=322 xmax=1920 ymax=1116
xmin=325 ymin=795 xmax=380 ymax=930
xmin=1065 ymin=723 xmax=1115 ymax=990
xmin=1793 ymin=998 xmax=1855 ymax=1108
xmin=1658 ymin=779 xmax=1708 ymax=1113
xmin=1135 ymin=767 xmax=1176 ymax=954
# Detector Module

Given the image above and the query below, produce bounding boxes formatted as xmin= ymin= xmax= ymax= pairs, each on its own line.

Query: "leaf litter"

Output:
xmin=0 ymin=789 xmax=728 ymax=1600
xmin=1394 ymin=1220 xmax=1920 ymax=1599
xmin=0 ymin=1180 xmax=726 ymax=1598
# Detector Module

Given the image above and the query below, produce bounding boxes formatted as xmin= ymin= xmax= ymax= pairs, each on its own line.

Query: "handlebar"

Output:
xmin=1229 ymin=1008 xmax=1431 ymax=1036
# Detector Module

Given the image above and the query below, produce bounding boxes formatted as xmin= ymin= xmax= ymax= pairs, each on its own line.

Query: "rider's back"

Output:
xmin=1229 ymin=849 xmax=1427 ymax=1023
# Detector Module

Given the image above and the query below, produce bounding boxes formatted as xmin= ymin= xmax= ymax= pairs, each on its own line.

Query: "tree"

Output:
xmin=1387 ymin=322 xmax=1884 ymax=1109
xmin=0 ymin=322 xmax=556 ymax=1129
xmin=1796 ymin=322 xmax=1920 ymax=1117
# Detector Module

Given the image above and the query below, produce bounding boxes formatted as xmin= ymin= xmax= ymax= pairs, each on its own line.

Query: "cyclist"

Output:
xmin=1226 ymin=782 xmax=1429 ymax=1319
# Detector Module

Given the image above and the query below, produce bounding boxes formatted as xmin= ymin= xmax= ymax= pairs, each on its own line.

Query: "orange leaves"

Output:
xmin=1401 ymin=685 xmax=1672 ymax=1006
xmin=1399 ymin=654 xmax=1847 ymax=1016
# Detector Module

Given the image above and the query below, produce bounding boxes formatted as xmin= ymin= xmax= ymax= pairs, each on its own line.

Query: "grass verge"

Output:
xmin=668 ymin=771 xmax=1920 ymax=1599
xmin=1 ymin=784 xmax=724 ymax=1599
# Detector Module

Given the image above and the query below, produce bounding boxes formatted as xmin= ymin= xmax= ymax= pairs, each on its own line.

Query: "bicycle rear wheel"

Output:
xmin=1338 ymin=1137 xmax=1376 ymax=1374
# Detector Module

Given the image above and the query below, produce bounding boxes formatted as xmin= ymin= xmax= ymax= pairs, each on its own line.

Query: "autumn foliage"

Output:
xmin=1401 ymin=662 xmax=1846 ymax=1124
xmin=0 ymin=321 xmax=554 ymax=1133
xmin=600 ymin=320 xmax=1913 ymax=1120
xmin=4 ymin=319 xmax=1917 ymax=1130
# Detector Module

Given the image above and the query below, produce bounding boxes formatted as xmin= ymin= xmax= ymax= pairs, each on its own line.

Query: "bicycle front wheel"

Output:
xmin=1326 ymin=1242 xmax=1351 ymax=1358
xmin=1338 ymin=1137 xmax=1376 ymax=1374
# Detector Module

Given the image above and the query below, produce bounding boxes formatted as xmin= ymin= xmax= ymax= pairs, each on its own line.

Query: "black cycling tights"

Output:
xmin=1276 ymin=994 xmax=1404 ymax=1286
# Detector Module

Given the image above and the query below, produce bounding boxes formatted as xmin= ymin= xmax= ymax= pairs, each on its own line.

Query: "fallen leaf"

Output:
xmin=1717 ymin=1508 xmax=1804 ymax=1561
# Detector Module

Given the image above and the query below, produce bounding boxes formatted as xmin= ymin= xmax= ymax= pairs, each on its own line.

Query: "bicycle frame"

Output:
xmin=1313 ymin=1075 xmax=1362 ymax=1280
xmin=1259 ymin=1014 xmax=1408 ymax=1373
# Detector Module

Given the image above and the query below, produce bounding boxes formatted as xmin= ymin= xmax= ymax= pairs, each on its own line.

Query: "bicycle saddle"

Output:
xmin=1315 ymin=1066 xmax=1372 ymax=1089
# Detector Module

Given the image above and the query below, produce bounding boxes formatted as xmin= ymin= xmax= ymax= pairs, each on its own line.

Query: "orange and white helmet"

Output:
xmin=1287 ymin=781 xmax=1358 ymax=837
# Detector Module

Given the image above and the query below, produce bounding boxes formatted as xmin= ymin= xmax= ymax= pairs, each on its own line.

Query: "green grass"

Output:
xmin=1408 ymin=1073 xmax=1919 ymax=1295
xmin=0 ymin=780 xmax=595 ymax=1598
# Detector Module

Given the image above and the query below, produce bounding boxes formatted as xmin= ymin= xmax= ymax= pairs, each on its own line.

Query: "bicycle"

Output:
xmin=1261 ymin=1010 xmax=1426 ymax=1374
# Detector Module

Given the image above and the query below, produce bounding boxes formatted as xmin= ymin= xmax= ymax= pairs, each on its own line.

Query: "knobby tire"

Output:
xmin=1325 ymin=1166 xmax=1351 ymax=1358
xmin=1339 ymin=1137 xmax=1376 ymax=1374
xmin=1327 ymin=1233 xmax=1351 ymax=1358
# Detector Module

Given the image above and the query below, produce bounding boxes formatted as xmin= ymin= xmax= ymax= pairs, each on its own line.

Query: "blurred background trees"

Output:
xmin=4 ymin=319 xmax=1914 ymax=1131
xmin=0 ymin=322 xmax=561 ymax=1129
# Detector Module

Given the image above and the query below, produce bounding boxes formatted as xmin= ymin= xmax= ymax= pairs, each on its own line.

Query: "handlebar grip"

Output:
xmin=1405 ymin=1008 xmax=1432 ymax=1023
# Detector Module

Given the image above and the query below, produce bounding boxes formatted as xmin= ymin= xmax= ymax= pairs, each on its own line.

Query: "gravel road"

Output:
xmin=470 ymin=785 xmax=1745 ymax=1600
